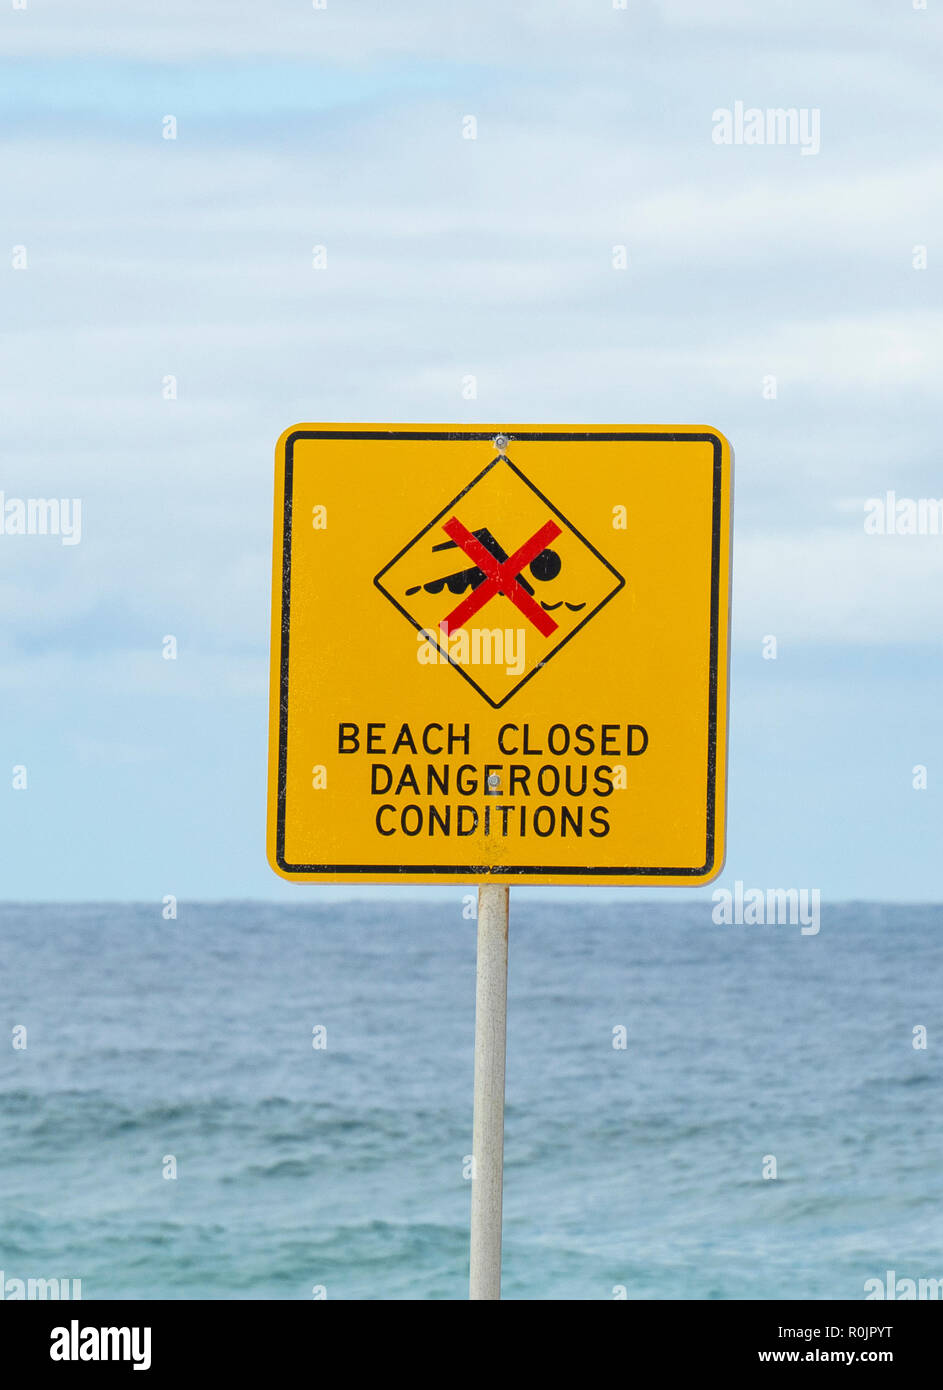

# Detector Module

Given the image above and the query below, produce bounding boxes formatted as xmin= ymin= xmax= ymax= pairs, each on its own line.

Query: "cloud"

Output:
xmin=0 ymin=15 xmax=939 ymax=668
xmin=3 ymin=0 xmax=940 ymax=63
xmin=733 ymin=528 xmax=943 ymax=645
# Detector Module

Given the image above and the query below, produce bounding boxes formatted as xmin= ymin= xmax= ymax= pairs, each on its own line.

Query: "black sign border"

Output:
xmin=275 ymin=429 xmax=726 ymax=880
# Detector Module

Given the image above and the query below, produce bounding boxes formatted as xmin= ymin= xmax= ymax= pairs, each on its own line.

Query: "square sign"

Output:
xmin=267 ymin=425 xmax=731 ymax=886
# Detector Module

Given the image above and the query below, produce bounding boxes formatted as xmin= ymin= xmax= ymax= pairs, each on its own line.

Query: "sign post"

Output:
xmin=469 ymin=882 xmax=509 ymax=1300
xmin=267 ymin=424 xmax=732 ymax=1298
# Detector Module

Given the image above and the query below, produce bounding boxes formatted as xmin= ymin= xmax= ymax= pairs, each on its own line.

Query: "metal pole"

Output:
xmin=469 ymin=882 xmax=509 ymax=1300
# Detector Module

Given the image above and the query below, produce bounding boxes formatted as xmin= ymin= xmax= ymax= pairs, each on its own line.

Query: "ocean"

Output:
xmin=0 ymin=900 xmax=940 ymax=1300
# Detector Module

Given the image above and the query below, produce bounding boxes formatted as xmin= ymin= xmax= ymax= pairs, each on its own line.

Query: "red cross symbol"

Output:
xmin=438 ymin=516 xmax=562 ymax=638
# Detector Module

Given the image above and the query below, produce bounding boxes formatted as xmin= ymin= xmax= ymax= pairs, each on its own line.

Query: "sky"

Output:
xmin=1 ymin=0 xmax=941 ymax=902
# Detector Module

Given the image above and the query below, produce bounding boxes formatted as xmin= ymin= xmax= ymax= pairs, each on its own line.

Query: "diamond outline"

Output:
xmin=373 ymin=455 xmax=626 ymax=708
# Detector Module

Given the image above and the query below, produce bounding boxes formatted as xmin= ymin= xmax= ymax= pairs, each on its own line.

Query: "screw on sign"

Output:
xmin=267 ymin=424 xmax=733 ymax=1299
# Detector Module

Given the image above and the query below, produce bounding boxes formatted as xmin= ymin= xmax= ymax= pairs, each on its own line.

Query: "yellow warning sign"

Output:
xmin=267 ymin=425 xmax=731 ymax=886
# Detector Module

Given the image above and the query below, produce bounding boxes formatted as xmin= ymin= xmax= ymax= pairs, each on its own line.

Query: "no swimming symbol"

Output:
xmin=375 ymin=455 xmax=625 ymax=707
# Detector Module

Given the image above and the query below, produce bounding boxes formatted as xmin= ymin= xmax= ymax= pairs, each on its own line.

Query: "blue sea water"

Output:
xmin=0 ymin=900 xmax=941 ymax=1301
